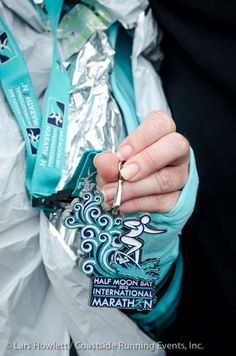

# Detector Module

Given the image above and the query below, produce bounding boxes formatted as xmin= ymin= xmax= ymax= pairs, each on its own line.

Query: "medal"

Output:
xmin=62 ymin=162 xmax=167 ymax=311
xmin=1 ymin=6 xmax=166 ymax=311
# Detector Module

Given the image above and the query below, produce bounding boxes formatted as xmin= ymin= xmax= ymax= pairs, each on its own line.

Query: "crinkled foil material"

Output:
xmin=57 ymin=30 xmax=125 ymax=190
xmin=98 ymin=0 xmax=170 ymax=119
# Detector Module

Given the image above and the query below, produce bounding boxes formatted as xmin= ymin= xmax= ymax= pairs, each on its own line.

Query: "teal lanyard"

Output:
xmin=0 ymin=0 xmax=70 ymax=200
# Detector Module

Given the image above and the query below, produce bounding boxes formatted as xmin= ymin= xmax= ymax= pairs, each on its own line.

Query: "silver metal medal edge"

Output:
xmin=61 ymin=163 xmax=167 ymax=311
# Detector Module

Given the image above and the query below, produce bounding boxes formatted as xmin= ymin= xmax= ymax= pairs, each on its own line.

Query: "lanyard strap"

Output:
xmin=0 ymin=0 xmax=70 ymax=199
xmin=0 ymin=16 xmax=42 ymax=191
xmin=31 ymin=0 xmax=70 ymax=198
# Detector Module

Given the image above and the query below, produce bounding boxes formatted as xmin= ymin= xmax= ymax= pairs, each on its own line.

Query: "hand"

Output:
xmin=94 ymin=111 xmax=190 ymax=214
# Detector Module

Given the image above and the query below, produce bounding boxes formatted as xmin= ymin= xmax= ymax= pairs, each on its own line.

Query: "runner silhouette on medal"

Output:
xmin=111 ymin=163 xmax=166 ymax=268
xmin=116 ymin=214 xmax=166 ymax=267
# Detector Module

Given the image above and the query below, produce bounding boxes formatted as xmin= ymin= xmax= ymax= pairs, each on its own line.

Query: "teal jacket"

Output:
xmin=108 ymin=23 xmax=199 ymax=337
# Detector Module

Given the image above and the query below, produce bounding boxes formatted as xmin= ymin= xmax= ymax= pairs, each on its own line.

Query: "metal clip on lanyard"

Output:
xmin=111 ymin=161 xmax=124 ymax=215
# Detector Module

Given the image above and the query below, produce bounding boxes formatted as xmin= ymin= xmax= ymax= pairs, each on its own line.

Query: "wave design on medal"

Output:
xmin=62 ymin=191 xmax=123 ymax=277
xmin=62 ymin=191 xmax=167 ymax=283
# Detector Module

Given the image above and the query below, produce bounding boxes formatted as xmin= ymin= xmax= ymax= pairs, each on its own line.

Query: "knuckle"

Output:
xmin=154 ymin=192 xmax=179 ymax=212
xmin=171 ymin=132 xmax=190 ymax=155
xmin=154 ymin=169 xmax=172 ymax=192
xmin=145 ymin=111 xmax=176 ymax=138
xmin=141 ymin=128 xmax=153 ymax=147
xmin=145 ymin=147 xmax=158 ymax=168
xmin=142 ymin=113 xmax=162 ymax=144
xmin=151 ymin=111 xmax=176 ymax=132
xmin=153 ymin=194 xmax=166 ymax=209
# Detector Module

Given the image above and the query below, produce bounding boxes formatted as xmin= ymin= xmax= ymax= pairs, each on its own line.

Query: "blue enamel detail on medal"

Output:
xmin=62 ymin=162 xmax=167 ymax=311
xmin=0 ymin=5 xmax=168 ymax=310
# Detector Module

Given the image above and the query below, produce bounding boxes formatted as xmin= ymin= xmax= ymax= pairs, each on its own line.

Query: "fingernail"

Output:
xmin=102 ymin=186 xmax=116 ymax=202
xmin=120 ymin=162 xmax=139 ymax=180
xmin=93 ymin=153 xmax=102 ymax=168
xmin=116 ymin=145 xmax=133 ymax=161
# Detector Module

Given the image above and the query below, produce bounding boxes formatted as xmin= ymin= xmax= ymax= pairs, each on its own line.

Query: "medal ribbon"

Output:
xmin=0 ymin=0 xmax=70 ymax=200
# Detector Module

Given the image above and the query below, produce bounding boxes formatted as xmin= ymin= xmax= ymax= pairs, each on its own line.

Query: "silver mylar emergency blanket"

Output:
xmin=0 ymin=0 xmax=171 ymax=355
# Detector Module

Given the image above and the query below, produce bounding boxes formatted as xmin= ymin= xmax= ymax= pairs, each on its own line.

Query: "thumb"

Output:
xmin=94 ymin=152 xmax=119 ymax=183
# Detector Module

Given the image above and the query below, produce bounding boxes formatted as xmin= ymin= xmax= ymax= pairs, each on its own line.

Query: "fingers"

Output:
xmin=102 ymin=164 xmax=189 ymax=203
xmin=94 ymin=152 xmax=119 ymax=183
xmin=120 ymin=132 xmax=190 ymax=181
xmin=93 ymin=111 xmax=189 ymax=215
xmin=120 ymin=191 xmax=181 ymax=214
xmin=94 ymin=111 xmax=184 ymax=185
xmin=117 ymin=111 xmax=176 ymax=161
